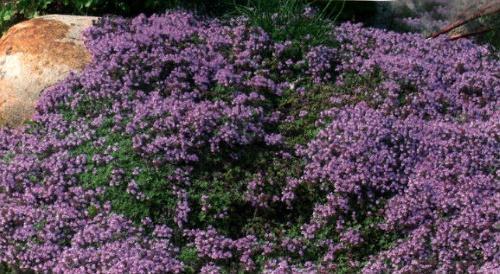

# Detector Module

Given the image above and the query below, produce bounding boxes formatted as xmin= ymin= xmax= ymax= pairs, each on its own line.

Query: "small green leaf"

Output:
xmin=2 ymin=10 xmax=13 ymax=21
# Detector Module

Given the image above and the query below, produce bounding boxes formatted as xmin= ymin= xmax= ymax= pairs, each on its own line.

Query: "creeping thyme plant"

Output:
xmin=0 ymin=9 xmax=498 ymax=274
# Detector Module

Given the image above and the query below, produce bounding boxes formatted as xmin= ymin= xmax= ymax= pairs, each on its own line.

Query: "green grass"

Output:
xmin=233 ymin=0 xmax=343 ymax=46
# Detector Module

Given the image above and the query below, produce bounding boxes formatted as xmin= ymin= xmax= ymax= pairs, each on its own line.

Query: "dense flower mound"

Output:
xmin=315 ymin=23 xmax=499 ymax=273
xmin=0 ymin=12 xmax=498 ymax=273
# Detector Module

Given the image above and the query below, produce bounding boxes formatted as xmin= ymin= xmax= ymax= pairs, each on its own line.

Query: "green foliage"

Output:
xmin=1 ymin=151 xmax=15 ymax=163
xmin=69 ymin=116 xmax=178 ymax=225
xmin=278 ymin=84 xmax=335 ymax=146
xmin=233 ymin=0 xmax=343 ymax=46
xmin=0 ymin=262 xmax=35 ymax=274
xmin=0 ymin=0 xmax=233 ymax=33
xmin=179 ymin=246 xmax=200 ymax=273
xmin=0 ymin=0 xmax=50 ymax=32
xmin=476 ymin=14 xmax=500 ymax=50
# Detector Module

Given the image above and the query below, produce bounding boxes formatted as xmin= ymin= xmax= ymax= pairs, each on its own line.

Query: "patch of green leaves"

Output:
xmin=233 ymin=0 xmax=342 ymax=47
xmin=73 ymin=121 xmax=178 ymax=224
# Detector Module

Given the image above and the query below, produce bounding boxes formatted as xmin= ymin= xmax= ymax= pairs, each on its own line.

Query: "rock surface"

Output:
xmin=0 ymin=14 xmax=97 ymax=127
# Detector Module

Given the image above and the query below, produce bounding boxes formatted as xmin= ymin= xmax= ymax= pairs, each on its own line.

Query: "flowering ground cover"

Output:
xmin=0 ymin=11 xmax=498 ymax=273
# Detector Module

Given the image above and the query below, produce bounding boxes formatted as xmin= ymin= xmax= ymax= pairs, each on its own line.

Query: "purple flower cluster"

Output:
xmin=292 ymin=23 xmax=499 ymax=272
xmin=55 ymin=214 xmax=183 ymax=273
xmin=335 ymin=22 xmax=498 ymax=120
xmin=0 ymin=11 xmax=498 ymax=273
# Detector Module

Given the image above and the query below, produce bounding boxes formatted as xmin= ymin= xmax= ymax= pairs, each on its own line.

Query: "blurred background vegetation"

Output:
xmin=0 ymin=0 xmax=222 ymax=32
xmin=0 ymin=0 xmax=381 ymax=33
xmin=0 ymin=0 xmax=497 ymax=49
